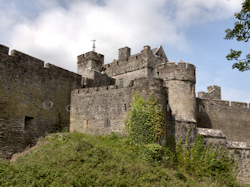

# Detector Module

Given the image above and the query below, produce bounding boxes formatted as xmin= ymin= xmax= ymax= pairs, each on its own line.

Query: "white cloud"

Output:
xmin=0 ymin=0 xmax=185 ymax=72
xmin=0 ymin=0 xmax=244 ymax=73
xmin=172 ymin=0 xmax=243 ymax=26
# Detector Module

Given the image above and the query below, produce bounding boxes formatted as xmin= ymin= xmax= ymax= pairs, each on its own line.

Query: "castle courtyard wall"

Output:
xmin=70 ymin=77 xmax=171 ymax=136
xmin=0 ymin=45 xmax=82 ymax=159
xmin=196 ymin=98 xmax=250 ymax=144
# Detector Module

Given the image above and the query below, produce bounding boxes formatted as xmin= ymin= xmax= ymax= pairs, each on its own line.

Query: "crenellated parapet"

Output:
xmin=155 ymin=60 xmax=196 ymax=83
xmin=77 ymin=51 xmax=104 ymax=65
xmin=77 ymin=51 xmax=104 ymax=78
xmin=197 ymin=98 xmax=250 ymax=109
xmin=72 ymin=85 xmax=122 ymax=95
xmin=101 ymin=45 xmax=168 ymax=78
xmin=198 ymin=85 xmax=221 ymax=100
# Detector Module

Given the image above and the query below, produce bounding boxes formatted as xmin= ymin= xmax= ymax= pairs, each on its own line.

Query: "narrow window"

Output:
xmin=25 ymin=116 xmax=34 ymax=130
xmin=123 ymin=104 xmax=126 ymax=111
xmin=84 ymin=120 xmax=88 ymax=129
xmin=119 ymin=79 xmax=123 ymax=85
xmin=157 ymin=71 xmax=159 ymax=76
xmin=104 ymin=119 xmax=111 ymax=128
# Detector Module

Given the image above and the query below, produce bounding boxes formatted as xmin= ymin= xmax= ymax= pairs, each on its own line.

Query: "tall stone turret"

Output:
xmin=155 ymin=60 xmax=196 ymax=142
xmin=77 ymin=51 xmax=104 ymax=78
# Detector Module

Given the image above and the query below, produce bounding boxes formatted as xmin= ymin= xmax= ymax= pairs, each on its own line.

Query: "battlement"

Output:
xmin=102 ymin=53 xmax=146 ymax=76
xmin=155 ymin=60 xmax=196 ymax=83
xmin=73 ymin=84 xmax=123 ymax=94
xmin=72 ymin=77 xmax=163 ymax=95
xmin=198 ymin=85 xmax=221 ymax=100
xmin=101 ymin=45 xmax=168 ymax=78
xmin=156 ymin=60 xmax=195 ymax=69
xmin=77 ymin=51 xmax=104 ymax=64
xmin=207 ymin=85 xmax=220 ymax=92
xmin=77 ymin=51 xmax=104 ymax=78
xmin=197 ymin=98 xmax=250 ymax=108
xmin=231 ymin=101 xmax=248 ymax=108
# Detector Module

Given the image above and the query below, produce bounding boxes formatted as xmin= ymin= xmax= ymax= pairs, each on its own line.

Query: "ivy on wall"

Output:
xmin=125 ymin=91 xmax=166 ymax=144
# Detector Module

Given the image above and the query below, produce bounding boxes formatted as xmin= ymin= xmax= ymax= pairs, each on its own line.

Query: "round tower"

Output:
xmin=156 ymin=60 xmax=196 ymax=142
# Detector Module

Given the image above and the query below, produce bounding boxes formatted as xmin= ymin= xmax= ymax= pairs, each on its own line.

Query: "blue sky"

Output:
xmin=0 ymin=0 xmax=249 ymax=103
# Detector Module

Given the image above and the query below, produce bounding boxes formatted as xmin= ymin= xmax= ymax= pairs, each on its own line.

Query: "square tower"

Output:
xmin=119 ymin=46 xmax=131 ymax=59
xmin=77 ymin=51 xmax=104 ymax=78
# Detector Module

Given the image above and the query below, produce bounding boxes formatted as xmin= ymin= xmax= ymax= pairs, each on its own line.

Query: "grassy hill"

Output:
xmin=0 ymin=132 xmax=247 ymax=187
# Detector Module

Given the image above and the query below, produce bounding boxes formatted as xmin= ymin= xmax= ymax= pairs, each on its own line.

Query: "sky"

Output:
xmin=0 ymin=0 xmax=249 ymax=103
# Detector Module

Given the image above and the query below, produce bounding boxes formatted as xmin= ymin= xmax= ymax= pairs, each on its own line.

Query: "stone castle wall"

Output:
xmin=0 ymin=44 xmax=82 ymax=159
xmin=101 ymin=46 xmax=168 ymax=86
xmin=196 ymin=98 xmax=250 ymax=144
xmin=197 ymin=128 xmax=250 ymax=184
xmin=70 ymin=77 xmax=171 ymax=137
xmin=198 ymin=85 xmax=221 ymax=100
xmin=1 ymin=43 xmax=250 ymax=184
xmin=81 ymin=70 xmax=116 ymax=88
xmin=154 ymin=61 xmax=197 ymax=142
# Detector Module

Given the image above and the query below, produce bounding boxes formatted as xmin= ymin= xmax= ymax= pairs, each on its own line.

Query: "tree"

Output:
xmin=224 ymin=0 xmax=250 ymax=72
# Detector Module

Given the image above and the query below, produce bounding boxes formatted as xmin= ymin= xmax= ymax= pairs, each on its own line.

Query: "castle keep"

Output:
xmin=0 ymin=44 xmax=250 ymax=183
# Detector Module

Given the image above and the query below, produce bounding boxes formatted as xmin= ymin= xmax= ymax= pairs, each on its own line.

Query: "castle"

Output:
xmin=0 ymin=44 xmax=250 ymax=183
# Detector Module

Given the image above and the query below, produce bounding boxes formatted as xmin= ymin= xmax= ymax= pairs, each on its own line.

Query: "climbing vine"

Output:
xmin=125 ymin=91 xmax=166 ymax=144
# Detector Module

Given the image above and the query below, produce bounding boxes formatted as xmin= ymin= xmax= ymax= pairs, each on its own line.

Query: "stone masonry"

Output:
xmin=0 ymin=44 xmax=250 ymax=184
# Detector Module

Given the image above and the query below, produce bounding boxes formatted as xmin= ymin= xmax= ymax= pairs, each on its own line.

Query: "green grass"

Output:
xmin=0 ymin=132 xmax=247 ymax=187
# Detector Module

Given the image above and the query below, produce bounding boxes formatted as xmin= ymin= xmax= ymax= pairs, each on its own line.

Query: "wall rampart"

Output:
xmin=10 ymin=50 xmax=44 ymax=70
xmin=0 ymin=44 xmax=82 ymax=159
xmin=196 ymin=98 xmax=250 ymax=144
xmin=44 ymin=63 xmax=81 ymax=80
